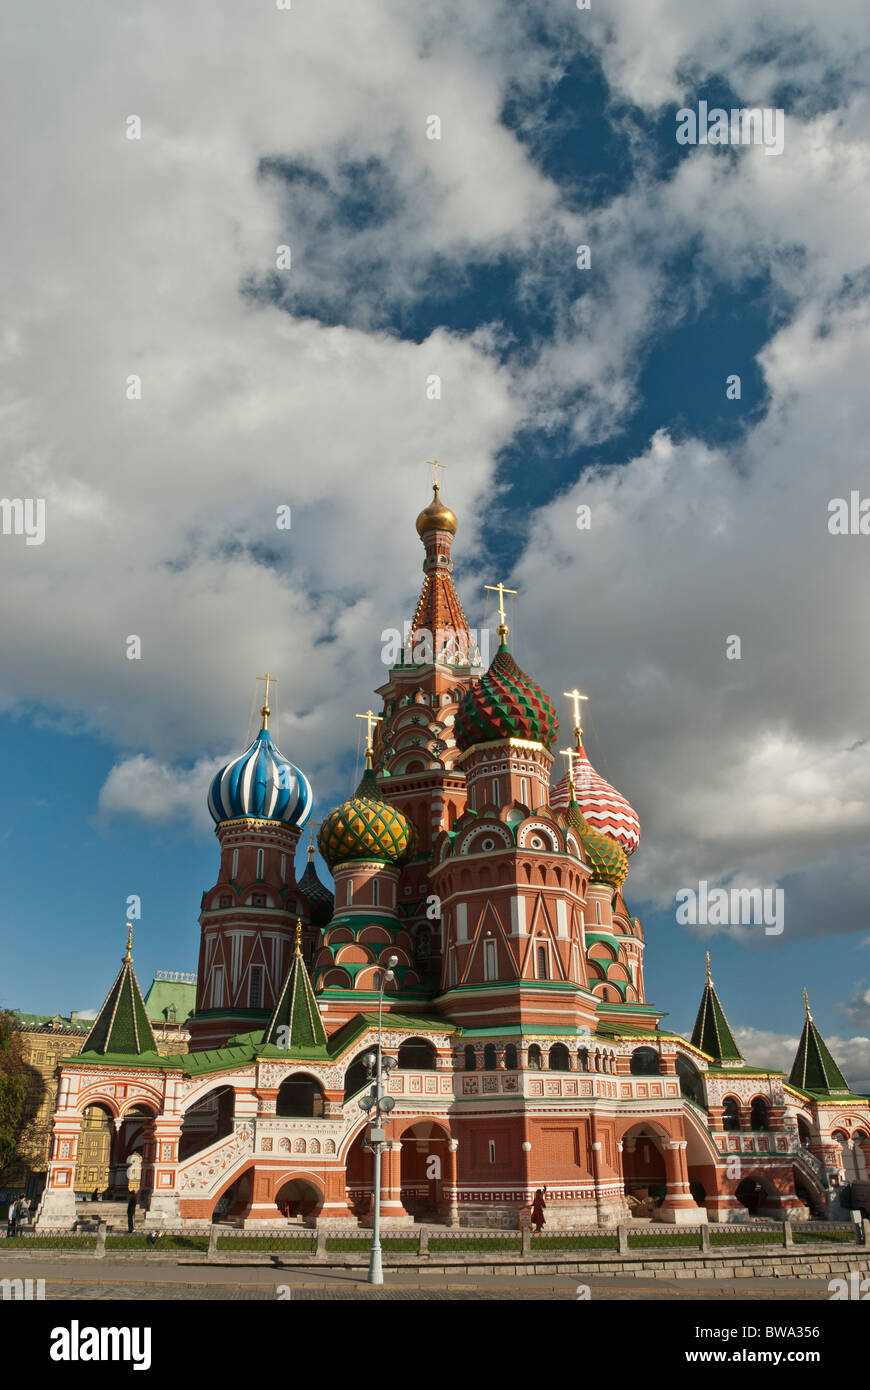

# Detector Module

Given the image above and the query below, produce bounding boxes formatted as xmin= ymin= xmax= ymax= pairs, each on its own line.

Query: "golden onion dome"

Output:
xmin=415 ymin=482 xmax=457 ymax=537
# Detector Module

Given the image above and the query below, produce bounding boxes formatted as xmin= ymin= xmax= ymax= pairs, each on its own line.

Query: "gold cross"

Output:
xmin=257 ymin=673 xmax=277 ymax=730
xmin=354 ymin=711 xmax=380 ymax=767
xmin=564 ymin=688 xmax=589 ymax=746
xmin=124 ymin=921 xmax=134 ymax=964
xmin=484 ymin=581 xmax=518 ymax=639
xmin=427 ymin=460 xmax=445 ymax=490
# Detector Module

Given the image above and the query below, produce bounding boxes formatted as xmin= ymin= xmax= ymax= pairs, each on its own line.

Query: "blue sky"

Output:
xmin=2 ymin=0 xmax=870 ymax=1086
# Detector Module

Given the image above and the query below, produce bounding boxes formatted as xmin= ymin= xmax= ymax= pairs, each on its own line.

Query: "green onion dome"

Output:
xmin=565 ymin=796 xmax=628 ymax=890
xmin=455 ymin=641 xmax=559 ymax=751
xmin=317 ymin=766 xmax=417 ymax=870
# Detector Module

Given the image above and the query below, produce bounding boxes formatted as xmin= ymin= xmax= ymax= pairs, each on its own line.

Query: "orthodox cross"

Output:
xmin=427 ymin=459 xmax=445 ymax=490
xmin=355 ymin=709 xmax=383 ymax=766
xmin=564 ymin=687 xmax=589 ymax=746
xmin=257 ymin=673 xmax=277 ymax=730
xmin=484 ymin=581 xmax=518 ymax=641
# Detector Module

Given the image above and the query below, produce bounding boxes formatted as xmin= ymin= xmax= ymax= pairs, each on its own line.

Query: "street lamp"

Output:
xmin=359 ymin=953 xmax=399 ymax=1285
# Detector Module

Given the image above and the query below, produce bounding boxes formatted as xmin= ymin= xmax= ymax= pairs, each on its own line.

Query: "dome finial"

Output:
xmin=257 ymin=672 xmax=276 ymax=731
xmin=416 ymin=461 xmax=457 ymax=537
xmin=559 ymin=748 xmax=577 ymax=799
xmin=564 ymin=688 xmax=589 ymax=749
xmin=124 ymin=921 xmax=134 ymax=964
xmin=484 ymin=580 xmax=518 ymax=645
xmin=705 ymin=950 xmax=712 ymax=985
xmin=355 ymin=708 xmax=383 ymax=771
xmin=295 ymin=917 xmax=303 ymax=956
xmin=804 ymin=986 xmax=812 ymax=1021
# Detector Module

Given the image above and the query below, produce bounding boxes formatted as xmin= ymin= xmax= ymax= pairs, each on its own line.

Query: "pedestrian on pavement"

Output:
xmin=6 ymin=1199 xmax=17 ymax=1237
xmin=531 ymin=1187 xmax=546 ymax=1232
xmin=127 ymin=1192 xmax=137 ymax=1233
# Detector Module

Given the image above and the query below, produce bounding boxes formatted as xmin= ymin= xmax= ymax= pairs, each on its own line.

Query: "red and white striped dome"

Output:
xmin=551 ymin=743 xmax=641 ymax=856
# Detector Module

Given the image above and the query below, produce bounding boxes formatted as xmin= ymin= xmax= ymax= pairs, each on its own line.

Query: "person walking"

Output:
xmin=6 ymin=1199 xmax=17 ymax=1238
xmin=126 ymin=1192 xmax=137 ymax=1233
xmin=531 ymin=1187 xmax=547 ymax=1233
xmin=16 ymin=1196 xmax=30 ymax=1229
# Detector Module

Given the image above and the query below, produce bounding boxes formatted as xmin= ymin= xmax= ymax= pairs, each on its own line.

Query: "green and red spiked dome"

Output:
xmin=455 ymin=640 xmax=559 ymax=752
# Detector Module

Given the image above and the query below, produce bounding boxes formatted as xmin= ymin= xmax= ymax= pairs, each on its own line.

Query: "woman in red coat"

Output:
xmin=531 ymin=1188 xmax=546 ymax=1232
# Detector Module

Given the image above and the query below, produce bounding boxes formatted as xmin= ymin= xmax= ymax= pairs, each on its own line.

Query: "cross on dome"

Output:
xmin=256 ymin=672 xmax=277 ymax=730
xmin=484 ymin=581 xmax=518 ymax=642
xmin=564 ymin=687 xmax=589 ymax=746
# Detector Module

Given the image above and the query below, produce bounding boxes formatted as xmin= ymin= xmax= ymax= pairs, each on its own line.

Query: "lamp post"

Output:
xmin=360 ymin=954 xmax=399 ymax=1286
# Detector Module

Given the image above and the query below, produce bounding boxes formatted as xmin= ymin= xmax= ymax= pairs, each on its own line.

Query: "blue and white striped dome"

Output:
xmin=208 ymin=728 xmax=313 ymax=827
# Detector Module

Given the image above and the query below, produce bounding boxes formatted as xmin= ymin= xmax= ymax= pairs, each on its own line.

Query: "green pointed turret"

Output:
xmin=690 ymin=954 xmax=743 ymax=1062
xmin=262 ymin=922 xmax=327 ymax=1052
xmin=789 ymin=989 xmax=849 ymax=1094
xmin=83 ymin=925 xmax=157 ymax=1056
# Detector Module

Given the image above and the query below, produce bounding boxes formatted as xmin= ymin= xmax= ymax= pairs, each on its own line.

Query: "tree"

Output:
xmin=0 ymin=1012 xmax=29 ymax=1180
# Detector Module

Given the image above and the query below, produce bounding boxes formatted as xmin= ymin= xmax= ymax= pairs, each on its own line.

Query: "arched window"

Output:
xmin=276 ymin=1075 xmax=325 ymax=1118
xmin=504 ymin=1044 xmax=518 ymax=1070
xmin=630 ymin=1047 xmax=660 ymax=1076
xmin=722 ymin=1097 xmax=741 ymax=1132
xmin=675 ymin=1054 xmax=705 ymax=1108
xmin=343 ymin=1055 xmax=371 ymax=1102
xmin=536 ymin=945 xmax=548 ymax=979
xmin=527 ymin=1044 xmax=542 ymax=1071
xmin=577 ymin=1047 xmax=589 ymax=1072
xmin=397 ymin=1038 xmax=436 ymax=1070
xmin=549 ymin=1043 xmax=570 ymax=1072
xmin=750 ymin=1097 xmax=769 ymax=1132
xmin=464 ymin=1045 xmax=477 ymax=1072
xmin=483 ymin=1044 xmax=497 ymax=1071
xmin=256 ymin=848 xmax=264 ymax=880
xmin=372 ymin=879 xmax=379 ymax=906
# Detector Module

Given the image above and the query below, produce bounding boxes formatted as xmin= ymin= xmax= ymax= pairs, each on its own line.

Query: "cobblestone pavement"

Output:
xmin=0 ymin=1258 xmax=833 ymax=1299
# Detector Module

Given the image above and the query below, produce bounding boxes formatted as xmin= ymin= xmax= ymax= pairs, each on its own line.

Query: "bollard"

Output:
xmin=782 ymin=1220 xmax=793 ymax=1247
xmin=207 ymin=1224 xmax=218 ymax=1259
xmin=95 ymin=1221 xmax=106 ymax=1260
xmin=863 ymin=1217 xmax=870 ymax=1247
xmin=699 ymin=1224 xmax=711 ymax=1252
xmin=521 ymin=1225 xmax=531 ymax=1256
xmin=315 ymin=1226 xmax=328 ymax=1259
xmin=617 ymin=1224 xmax=629 ymax=1255
xmin=418 ymin=1226 xmax=429 ymax=1255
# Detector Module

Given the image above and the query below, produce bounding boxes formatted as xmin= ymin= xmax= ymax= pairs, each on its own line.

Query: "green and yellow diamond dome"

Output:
xmin=318 ymin=766 xmax=417 ymax=870
xmin=565 ymin=796 xmax=628 ymax=890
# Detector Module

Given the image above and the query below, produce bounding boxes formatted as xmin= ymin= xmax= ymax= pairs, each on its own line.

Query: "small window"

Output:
xmin=491 ymin=779 xmax=500 ymax=806
xmin=252 ymin=893 xmax=266 ymax=907
xmin=536 ymin=945 xmax=548 ymax=979
xmin=595 ymin=901 xmax=602 ymax=923
xmin=219 ymin=895 xmax=231 ymax=909
xmin=464 ymin=1045 xmax=476 ymax=1072
xmin=372 ymin=879 xmax=379 ymax=906
xmin=231 ymin=850 xmax=238 ymax=879
xmin=488 ymin=1139 xmax=496 ymax=1164
xmin=504 ymin=1043 xmax=518 ymax=1070
xmin=520 ymin=777 xmax=528 ymax=806
xmin=256 ymin=848 xmax=264 ymax=881
xmin=484 ymin=939 xmax=498 ymax=981
xmin=347 ymin=880 xmax=353 ymax=905
xmin=250 ymin=967 xmax=262 ymax=1008
xmin=280 ymin=854 xmax=286 ymax=881
xmin=484 ymin=1043 xmax=497 ymax=1070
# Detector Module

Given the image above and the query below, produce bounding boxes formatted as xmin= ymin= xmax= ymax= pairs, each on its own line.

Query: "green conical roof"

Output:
xmin=690 ymin=958 xmax=743 ymax=1062
xmin=83 ymin=937 xmax=157 ymax=1056
xmin=263 ymin=932 xmax=327 ymax=1052
xmin=789 ymin=994 xmax=849 ymax=1094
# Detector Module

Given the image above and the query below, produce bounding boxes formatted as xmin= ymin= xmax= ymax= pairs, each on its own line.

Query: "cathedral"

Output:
xmin=35 ymin=482 xmax=870 ymax=1229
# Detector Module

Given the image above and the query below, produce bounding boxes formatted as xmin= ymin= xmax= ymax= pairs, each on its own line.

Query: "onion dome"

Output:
xmin=318 ymin=765 xmax=417 ymax=870
xmin=551 ymin=740 xmax=641 ymax=856
xmin=299 ymin=837 xmax=334 ymax=926
xmin=416 ymin=480 xmax=457 ymax=537
xmin=208 ymin=724 xmax=312 ymax=827
xmin=455 ymin=640 xmax=559 ymax=751
xmin=565 ymin=795 xmax=628 ymax=890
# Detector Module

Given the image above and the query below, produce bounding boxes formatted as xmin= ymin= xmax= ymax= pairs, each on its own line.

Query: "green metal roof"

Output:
xmin=142 ymin=977 xmax=196 ymax=1025
xmin=83 ymin=956 xmax=157 ymax=1057
xmin=263 ymin=947 xmax=327 ymax=1051
xmin=690 ymin=977 xmax=743 ymax=1063
xmin=789 ymin=1014 xmax=850 ymax=1094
